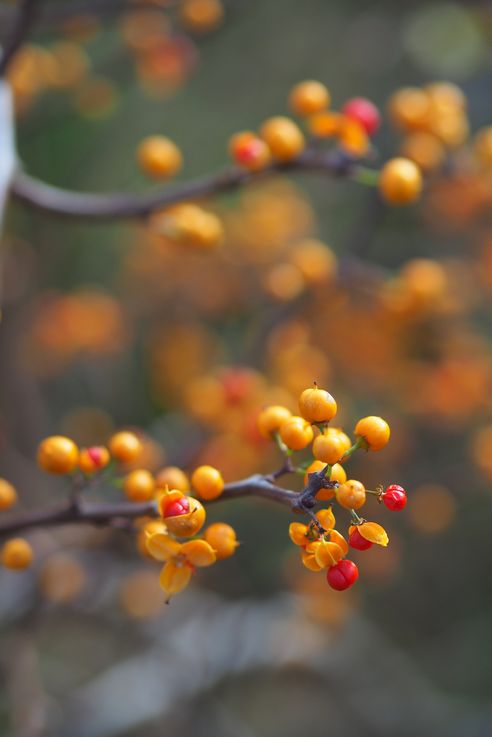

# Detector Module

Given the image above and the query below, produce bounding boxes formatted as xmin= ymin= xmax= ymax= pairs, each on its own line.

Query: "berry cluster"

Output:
xmin=0 ymin=388 xmax=406 ymax=598
xmin=258 ymin=384 xmax=407 ymax=591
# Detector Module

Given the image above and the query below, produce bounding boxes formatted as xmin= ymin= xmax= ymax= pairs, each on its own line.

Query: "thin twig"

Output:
xmin=9 ymin=148 xmax=367 ymax=220
xmin=0 ymin=467 xmax=336 ymax=538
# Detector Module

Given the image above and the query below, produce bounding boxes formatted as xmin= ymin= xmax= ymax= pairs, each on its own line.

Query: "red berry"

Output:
xmin=327 ymin=559 xmax=359 ymax=591
xmin=382 ymin=484 xmax=407 ymax=511
xmin=349 ymin=528 xmax=373 ymax=551
xmin=342 ymin=97 xmax=380 ymax=136
xmin=163 ymin=497 xmax=190 ymax=518
xmin=88 ymin=447 xmax=104 ymax=465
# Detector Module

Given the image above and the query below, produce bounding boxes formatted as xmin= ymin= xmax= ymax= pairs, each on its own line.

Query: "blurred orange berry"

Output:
xmin=109 ymin=431 xmax=142 ymax=464
xmin=137 ymin=135 xmax=182 ymax=179
xmin=155 ymin=466 xmax=190 ymax=492
xmin=37 ymin=436 xmax=79 ymax=474
xmin=259 ymin=116 xmax=305 ymax=161
xmin=179 ymin=0 xmax=224 ymax=34
xmin=289 ymin=80 xmax=330 ymax=116
xmin=124 ymin=469 xmax=155 ymax=502
xmin=0 ymin=479 xmax=17 ymax=511
xmin=257 ymin=405 xmax=292 ymax=439
xmin=379 ymin=157 xmax=422 ymax=205
xmin=2 ymin=538 xmax=33 ymax=570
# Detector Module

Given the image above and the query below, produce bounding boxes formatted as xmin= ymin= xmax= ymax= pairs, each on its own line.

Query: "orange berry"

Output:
xmin=2 ymin=538 xmax=33 ymax=570
xmin=400 ymin=131 xmax=445 ymax=172
xmin=229 ymin=131 xmax=271 ymax=171
xmin=279 ymin=415 xmax=314 ymax=451
xmin=387 ymin=87 xmax=430 ymax=131
xmin=257 ymin=405 xmax=292 ymax=439
xmin=179 ymin=0 xmax=224 ymax=34
xmin=289 ymin=239 xmax=337 ymax=285
xmin=312 ymin=429 xmax=347 ymax=465
xmin=289 ymin=80 xmax=330 ymax=116
xmin=37 ymin=436 xmax=79 ymax=474
xmin=124 ymin=469 xmax=155 ymax=502
xmin=354 ymin=416 xmax=390 ymax=451
xmin=137 ymin=135 xmax=182 ymax=179
xmin=307 ymin=111 xmax=342 ymax=138
xmin=191 ymin=465 xmax=224 ymax=501
xmin=78 ymin=446 xmax=110 ymax=474
xmin=379 ymin=157 xmax=422 ymax=205
xmin=298 ymin=385 xmax=337 ymax=423
xmin=336 ymin=480 xmax=366 ymax=510
xmin=338 ymin=116 xmax=369 ymax=157
xmin=0 ymin=479 xmax=17 ymax=511
xmin=330 ymin=463 xmax=347 ymax=484
xmin=155 ymin=466 xmax=190 ymax=492
xmin=259 ymin=116 xmax=305 ymax=161
xmin=204 ymin=522 xmax=238 ymax=559
xmin=108 ymin=431 xmax=142 ymax=464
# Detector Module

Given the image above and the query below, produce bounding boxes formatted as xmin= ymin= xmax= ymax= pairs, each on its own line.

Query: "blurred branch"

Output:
xmin=0 ymin=0 xmax=39 ymax=76
xmin=0 ymin=466 xmax=335 ymax=537
xmin=10 ymin=149 xmax=371 ymax=220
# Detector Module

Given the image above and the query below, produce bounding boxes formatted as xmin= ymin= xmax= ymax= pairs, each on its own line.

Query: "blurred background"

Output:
xmin=1 ymin=0 xmax=492 ymax=735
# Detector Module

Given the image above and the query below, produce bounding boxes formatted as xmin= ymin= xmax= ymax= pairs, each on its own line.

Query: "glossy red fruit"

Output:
xmin=327 ymin=559 xmax=359 ymax=591
xmin=382 ymin=484 xmax=407 ymax=511
xmin=342 ymin=97 xmax=380 ymax=136
xmin=349 ymin=528 xmax=373 ymax=551
xmin=163 ymin=497 xmax=190 ymax=518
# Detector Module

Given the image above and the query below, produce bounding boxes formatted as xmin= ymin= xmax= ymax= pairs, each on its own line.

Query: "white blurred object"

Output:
xmin=0 ymin=80 xmax=15 ymax=229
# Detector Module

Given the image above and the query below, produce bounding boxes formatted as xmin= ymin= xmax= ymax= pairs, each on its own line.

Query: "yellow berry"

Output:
xmin=137 ymin=135 xmax=182 ymax=179
xmin=336 ymin=480 xmax=366 ymax=510
xmin=124 ymin=469 xmax=155 ymax=502
xmin=155 ymin=466 xmax=190 ymax=492
xmin=37 ymin=436 xmax=79 ymax=474
xmin=203 ymin=523 xmax=238 ymax=559
xmin=289 ymin=80 xmax=330 ymax=116
xmin=191 ymin=465 xmax=224 ymax=501
xmin=259 ymin=116 xmax=305 ymax=161
xmin=278 ymin=415 xmax=314 ymax=451
xmin=257 ymin=405 xmax=292 ymax=439
xmin=0 ymin=479 xmax=17 ymax=511
xmin=109 ymin=431 xmax=142 ymax=464
xmin=2 ymin=538 xmax=33 ymax=570
xmin=298 ymin=384 xmax=337 ymax=423
xmin=379 ymin=157 xmax=422 ymax=205
xmin=354 ymin=416 xmax=390 ymax=451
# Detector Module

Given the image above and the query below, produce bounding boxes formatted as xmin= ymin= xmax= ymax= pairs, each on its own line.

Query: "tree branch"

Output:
xmin=0 ymin=0 xmax=39 ymax=77
xmin=9 ymin=148 xmax=365 ymax=220
xmin=0 ymin=467 xmax=335 ymax=538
